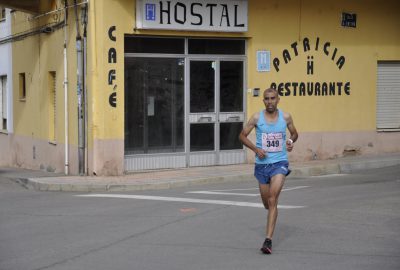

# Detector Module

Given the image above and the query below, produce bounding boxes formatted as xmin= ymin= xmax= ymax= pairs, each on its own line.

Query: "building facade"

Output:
xmin=0 ymin=6 xmax=12 ymax=150
xmin=0 ymin=0 xmax=399 ymax=175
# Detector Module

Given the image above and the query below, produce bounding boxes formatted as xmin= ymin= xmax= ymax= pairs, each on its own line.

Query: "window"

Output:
xmin=377 ymin=62 xmax=400 ymax=130
xmin=188 ymin=39 xmax=245 ymax=55
xmin=0 ymin=75 xmax=7 ymax=131
xmin=19 ymin=73 xmax=26 ymax=100
xmin=125 ymin=36 xmax=184 ymax=54
xmin=125 ymin=57 xmax=185 ymax=154
xmin=48 ymin=72 xmax=56 ymax=141
xmin=0 ymin=7 xmax=5 ymax=22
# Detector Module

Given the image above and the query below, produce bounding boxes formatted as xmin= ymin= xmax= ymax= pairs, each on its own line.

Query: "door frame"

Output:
xmin=124 ymin=37 xmax=247 ymax=171
xmin=185 ymin=56 xmax=247 ymax=167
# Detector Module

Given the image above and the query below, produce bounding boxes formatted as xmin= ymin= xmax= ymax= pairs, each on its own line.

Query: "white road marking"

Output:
xmin=187 ymin=191 xmax=259 ymax=196
xmin=76 ymin=194 xmax=305 ymax=209
xmin=282 ymin=186 xmax=310 ymax=191
xmin=187 ymin=186 xmax=309 ymax=196
xmin=311 ymin=174 xmax=348 ymax=178
xmin=204 ymin=188 xmax=259 ymax=192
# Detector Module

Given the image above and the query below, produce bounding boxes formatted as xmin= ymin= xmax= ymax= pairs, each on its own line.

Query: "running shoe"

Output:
xmin=260 ymin=238 xmax=272 ymax=254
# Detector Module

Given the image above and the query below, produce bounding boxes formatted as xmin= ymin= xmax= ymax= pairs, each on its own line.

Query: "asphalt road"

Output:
xmin=1 ymin=166 xmax=399 ymax=270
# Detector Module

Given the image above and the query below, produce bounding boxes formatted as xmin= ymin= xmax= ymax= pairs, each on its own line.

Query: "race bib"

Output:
xmin=262 ymin=132 xmax=283 ymax=152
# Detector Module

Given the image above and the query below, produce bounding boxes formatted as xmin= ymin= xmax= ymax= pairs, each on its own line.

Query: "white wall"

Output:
xmin=0 ymin=9 xmax=13 ymax=132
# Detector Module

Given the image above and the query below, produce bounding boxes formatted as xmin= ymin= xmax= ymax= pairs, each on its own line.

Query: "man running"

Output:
xmin=239 ymin=88 xmax=298 ymax=254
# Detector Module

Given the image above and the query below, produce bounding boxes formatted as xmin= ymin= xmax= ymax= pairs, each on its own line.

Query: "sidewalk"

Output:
xmin=2 ymin=153 xmax=400 ymax=192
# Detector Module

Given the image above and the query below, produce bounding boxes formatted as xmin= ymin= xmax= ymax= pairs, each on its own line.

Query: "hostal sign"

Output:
xmin=136 ymin=0 xmax=248 ymax=32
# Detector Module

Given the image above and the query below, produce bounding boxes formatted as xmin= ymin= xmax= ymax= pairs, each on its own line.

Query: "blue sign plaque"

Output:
xmin=145 ymin=4 xmax=156 ymax=21
xmin=257 ymin=50 xmax=270 ymax=72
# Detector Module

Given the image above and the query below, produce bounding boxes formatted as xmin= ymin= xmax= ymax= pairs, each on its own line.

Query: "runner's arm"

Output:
xmin=239 ymin=113 xmax=266 ymax=159
xmin=284 ymin=112 xmax=298 ymax=152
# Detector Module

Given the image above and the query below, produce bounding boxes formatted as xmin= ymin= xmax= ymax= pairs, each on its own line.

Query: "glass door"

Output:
xmin=125 ymin=57 xmax=184 ymax=155
xmin=188 ymin=60 xmax=245 ymax=166
xmin=189 ymin=60 xmax=216 ymax=150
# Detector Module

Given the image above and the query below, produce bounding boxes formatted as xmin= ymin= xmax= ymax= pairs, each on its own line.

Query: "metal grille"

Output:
xmin=49 ymin=71 xmax=56 ymax=141
xmin=0 ymin=76 xmax=7 ymax=130
xmin=0 ymin=7 xmax=5 ymax=21
xmin=377 ymin=62 xmax=400 ymax=129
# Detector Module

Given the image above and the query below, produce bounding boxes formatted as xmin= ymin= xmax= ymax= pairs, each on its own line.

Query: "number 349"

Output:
xmin=266 ymin=140 xmax=279 ymax=147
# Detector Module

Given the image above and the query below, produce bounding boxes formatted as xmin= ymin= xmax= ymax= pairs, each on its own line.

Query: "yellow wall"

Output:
xmin=12 ymin=3 xmax=79 ymax=144
xmin=9 ymin=1 xmax=85 ymax=172
xmin=247 ymin=0 xmax=400 ymax=132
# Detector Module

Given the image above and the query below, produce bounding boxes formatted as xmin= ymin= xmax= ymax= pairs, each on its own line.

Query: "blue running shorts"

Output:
xmin=254 ymin=161 xmax=291 ymax=184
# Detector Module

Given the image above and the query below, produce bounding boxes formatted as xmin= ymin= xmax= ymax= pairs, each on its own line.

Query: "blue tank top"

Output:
xmin=255 ymin=109 xmax=288 ymax=164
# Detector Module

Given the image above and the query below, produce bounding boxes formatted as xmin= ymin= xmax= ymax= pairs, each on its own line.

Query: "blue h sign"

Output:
xmin=145 ymin=4 xmax=156 ymax=21
xmin=257 ymin=51 xmax=270 ymax=72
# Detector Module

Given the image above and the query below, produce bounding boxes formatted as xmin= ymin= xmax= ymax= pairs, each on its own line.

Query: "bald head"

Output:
xmin=263 ymin=88 xmax=278 ymax=96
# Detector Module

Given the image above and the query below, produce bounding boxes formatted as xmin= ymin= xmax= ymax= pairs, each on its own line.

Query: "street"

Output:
xmin=1 ymin=166 xmax=399 ymax=270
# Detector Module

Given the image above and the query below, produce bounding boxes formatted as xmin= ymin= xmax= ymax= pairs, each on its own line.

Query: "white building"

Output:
xmin=0 ymin=6 xmax=12 ymax=135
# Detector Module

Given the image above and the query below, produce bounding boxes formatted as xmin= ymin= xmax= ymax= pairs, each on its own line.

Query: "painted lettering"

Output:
xmin=337 ymin=82 xmax=343 ymax=95
xmin=299 ymin=83 xmax=306 ymax=96
xmin=344 ymin=82 xmax=350 ymax=95
xmin=160 ymin=1 xmax=171 ymax=24
xmin=303 ymin=38 xmax=310 ymax=52
xmin=175 ymin=2 xmax=186 ymax=24
xmin=108 ymin=26 xmax=116 ymax=41
xmin=323 ymin=42 xmax=330 ymax=56
xmin=329 ymin=82 xmax=335 ymax=95
xmin=109 ymin=92 xmax=117 ymax=107
xmin=307 ymin=82 xmax=313 ymax=95
xmin=108 ymin=48 xmax=117 ymax=64
xmin=291 ymin=42 xmax=299 ymax=56
xmin=108 ymin=70 xmax=116 ymax=85
xmin=206 ymin=3 xmax=217 ymax=26
xmin=234 ymin=5 xmax=245 ymax=27
xmin=191 ymin=3 xmax=202 ymax=25
xmin=292 ymin=82 xmax=298 ymax=96
xmin=331 ymin=47 xmax=337 ymax=60
xmin=283 ymin=49 xmax=291 ymax=64
xmin=307 ymin=56 xmax=314 ymax=75
xmin=273 ymin=57 xmax=280 ymax=72
xmin=322 ymin=83 xmax=328 ymax=95
xmin=270 ymin=81 xmax=351 ymax=96
xmin=150 ymin=1 xmax=247 ymax=30
xmin=107 ymin=26 xmax=117 ymax=108
xmin=315 ymin=83 xmax=321 ymax=95
xmin=274 ymin=37 xmax=346 ymax=72
xmin=220 ymin=4 xmax=230 ymax=26
xmin=336 ymin=56 xmax=345 ymax=70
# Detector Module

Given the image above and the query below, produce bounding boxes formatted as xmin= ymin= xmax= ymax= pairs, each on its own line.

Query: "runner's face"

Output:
xmin=263 ymin=92 xmax=279 ymax=113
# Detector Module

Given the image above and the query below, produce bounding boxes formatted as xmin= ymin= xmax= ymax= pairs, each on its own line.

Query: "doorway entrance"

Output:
xmin=124 ymin=37 xmax=246 ymax=171
xmin=188 ymin=59 xmax=245 ymax=166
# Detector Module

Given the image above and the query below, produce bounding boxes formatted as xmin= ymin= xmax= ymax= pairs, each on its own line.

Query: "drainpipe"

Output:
xmin=64 ymin=0 xmax=69 ymax=175
xmin=74 ymin=0 xmax=85 ymax=175
xmin=82 ymin=2 xmax=88 ymax=175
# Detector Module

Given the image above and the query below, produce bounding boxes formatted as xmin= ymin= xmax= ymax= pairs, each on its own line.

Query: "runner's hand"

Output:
xmin=286 ymin=140 xmax=294 ymax=152
xmin=255 ymin=148 xmax=267 ymax=159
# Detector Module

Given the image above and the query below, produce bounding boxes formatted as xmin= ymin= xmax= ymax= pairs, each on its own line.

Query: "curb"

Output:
xmin=290 ymin=163 xmax=340 ymax=177
xmin=21 ymin=174 xmax=255 ymax=192
xmin=338 ymin=158 xmax=400 ymax=173
xmin=13 ymin=155 xmax=400 ymax=192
